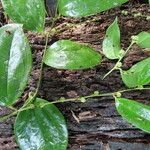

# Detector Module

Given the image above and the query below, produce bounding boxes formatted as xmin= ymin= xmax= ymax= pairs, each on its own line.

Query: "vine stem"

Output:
xmin=33 ymin=34 xmax=49 ymax=98
xmin=103 ymin=41 xmax=135 ymax=79
xmin=40 ymin=87 xmax=150 ymax=108
xmin=0 ymin=111 xmax=18 ymax=122
xmin=1 ymin=87 xmax=149 ymax=122
xmin=23 ymin=17 xmax=59 ymax=108
xmin=0 ymin=105 xmax=35 ymax=122
xmin=18 ymin=1 xmax=61 ymax=110
xmin=7 ymin=106 xmax=18 ymax=111
xmin=0 ymin=19 xmax=57 ymax=122
xmin=21 ymin=34 xmax=49 ymax=108
xmin=32 ymin=11 xmax=61 ymax=100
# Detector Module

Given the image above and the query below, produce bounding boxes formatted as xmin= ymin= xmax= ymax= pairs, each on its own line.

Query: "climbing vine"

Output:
xmin=0 ymin=0 xmax=150 ymax=150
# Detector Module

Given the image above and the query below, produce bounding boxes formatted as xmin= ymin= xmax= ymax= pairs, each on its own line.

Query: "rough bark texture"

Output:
xmin=0 ymin=2 xmax=150 ymax=150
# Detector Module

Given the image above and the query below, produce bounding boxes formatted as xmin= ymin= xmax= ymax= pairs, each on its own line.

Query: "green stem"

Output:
xmin=0 ymin=104 xmax=35 ymax=122
xmin=16 ymin=17 xmax=58 ymax=112
xmin=26 ymin=17 xmax=58 ymax=105
xmin=1 ymin=87 xmax=149 ymax=122
xmin=17 ymin=13 xmax=59 ymax=113
xmin=122 ymin=10 xmax=150 ymax=20
xmin=41 ymin=87 xmax=150 ymax=108
xmin=8 ymin=106 xmax=18 ymax=111
xmin=103 ymin=42 xmax=134 ymax=79
xmin=18 ymin=104 xmax=35 ymax=112
xmin=0 ymin=111 xmax=18 ymax=122
xmin=33 ymin=34 xmax=49 ymax=99
xmin=116 ymin=87 xmax=150 ymax=93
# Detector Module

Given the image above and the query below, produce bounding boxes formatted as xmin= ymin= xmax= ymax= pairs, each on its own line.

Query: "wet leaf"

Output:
xmin=120 ymin=57 xmax=150 ymax=88
xmin=102 ymin=18 xmax=122 ymax=59
xmin=1 ymin=0 xmax=45 ymax=32
xmin=15 ymin=98 xmax=68 ymax=150
xmin=43 ymin=40 xmax=102 ymax=69
xmin=0 ymin=24 xmax=32 ymax=106
xmin=116 ymin=97 xmax=150 ymax=133
xmin=58 ymin=0 xmax=128 ymax=17
xmin=134 ymin=32 xmax=150 ymax=48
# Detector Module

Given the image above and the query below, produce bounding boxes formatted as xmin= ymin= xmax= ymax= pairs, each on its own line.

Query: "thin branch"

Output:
xmin=103 ymin=42 xmax=135 ymax=79
xmin=40 ymin=87 xmax=150 ymax=108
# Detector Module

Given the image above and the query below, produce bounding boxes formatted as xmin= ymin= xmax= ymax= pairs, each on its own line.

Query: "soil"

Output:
xmin=0 ymin=1 xmax=150 ymax=150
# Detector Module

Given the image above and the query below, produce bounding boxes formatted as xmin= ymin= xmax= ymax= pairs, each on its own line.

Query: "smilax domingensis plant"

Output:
xmin=0 ymin=0 xmax=150 ymax=149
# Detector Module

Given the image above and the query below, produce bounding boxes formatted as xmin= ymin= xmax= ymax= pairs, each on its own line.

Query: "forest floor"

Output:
xmin=0 ymin=1 xmax=150 ymax=150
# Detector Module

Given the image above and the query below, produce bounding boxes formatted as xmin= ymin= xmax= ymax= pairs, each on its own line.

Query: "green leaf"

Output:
xmin=102 ymin=17 xmax=122 ymax=59
xmin=58 ymin=0 xmax=128 ymax=17
xmin=1 ymin=0 xmax=45 ymax=32
xmin=120 ymin=57 xmax=150 ymax=88
xmin=134 ymin=32 xmax=150 ymax=48
xmin=43 ymin=40 xmax=102 ymax=70
xmin=0 ymin=24 xmax=32 ymax=106
xmin=14 ymin=98 xmax=68 ymax=150
xmin=115 ymin=97 xmax=150 ymax=133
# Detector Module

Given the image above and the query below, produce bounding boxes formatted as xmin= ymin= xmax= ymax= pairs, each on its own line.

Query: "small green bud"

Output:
xmin=59 ymin=97 xmax=66 ymax=102
xmin=116 ymin=62 xmax=122 ymax=68
xmin=133 ymin=12 xmax=142 ymax=17
xmin=80 ymin=97 xmax=86 ymax=103
xmin=146 ymin=16 xmax=150 ymax=20
xmin=28 ymin=92 xmax=34 ymax=99
xmin=115 ymin=92 xmax=122 ymax=98
xmin=51 ymin=28 xmax=57 ymax=33
xmin=93 ymin=91 xmax=100 ymax=96
xmin=121 ymin=10 xmax=128 ymax=15
xmin=28 ymin=104 xmax=35 ymax=109
xmin=131 ymin=35 xmax=138 ymax=44
xmin=119 ymin=49 xmax=125 ymax=57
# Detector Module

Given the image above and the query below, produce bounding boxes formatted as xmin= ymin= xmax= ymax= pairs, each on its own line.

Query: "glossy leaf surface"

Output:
xmin=1 ymin=0 xmax=45 ymax=32
xmin=121 ymin=57 xmax=150 ymax=88
xmin=0 ymin=24 xmax=32 ymax=106
xmin=135 ymin=32 xmax=150 ymax=48
xmin=116 ymin=98 xmax=150 ymax=133
xmin=15 ymin=98 xmax=68 ymax=150
xmin=58 ymin=0 xmax=128 ymax=17
xmin=102 ymin=18 xmax=121 ymax=59
xmin=43 ymin=40 xmax=102 ymax=69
